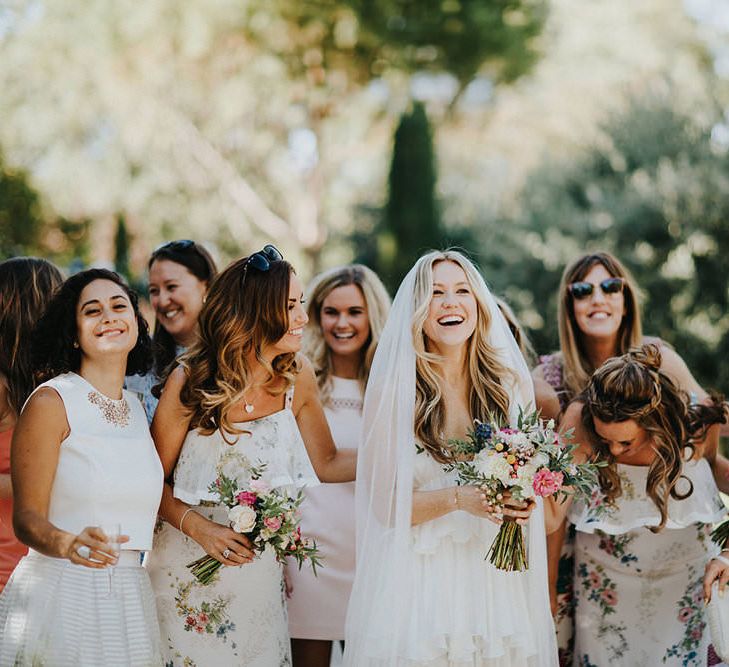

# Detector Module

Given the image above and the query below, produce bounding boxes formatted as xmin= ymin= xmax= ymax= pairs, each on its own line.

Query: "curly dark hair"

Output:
xmin=581 ymin=343 xmax=727 ymax=532
xmin=33 ymin=268 xmax=153 ymax=381
xmin=148 ymin=240 xmax=217 ymax=378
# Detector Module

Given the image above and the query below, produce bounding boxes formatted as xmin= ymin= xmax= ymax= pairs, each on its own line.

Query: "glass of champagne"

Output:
xmin=100 ymin=522 xmax=121 ymax=598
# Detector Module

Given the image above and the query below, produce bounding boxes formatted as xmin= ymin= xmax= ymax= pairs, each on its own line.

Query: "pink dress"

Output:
xmin=0 ymin=428 xmax=26 ymax=592
xmin=288 ymin=376 xmax=362 ymax=640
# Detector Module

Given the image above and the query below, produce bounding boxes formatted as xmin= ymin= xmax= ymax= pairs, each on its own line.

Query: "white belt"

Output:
xmin=116 ymin=550 xmax=148 ymax=568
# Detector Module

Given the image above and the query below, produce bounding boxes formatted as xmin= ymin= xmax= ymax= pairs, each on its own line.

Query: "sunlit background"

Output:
xmin=2 ymin=0 xmax=729 ymax=392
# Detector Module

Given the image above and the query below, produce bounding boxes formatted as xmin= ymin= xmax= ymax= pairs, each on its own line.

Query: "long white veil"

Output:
xmin=343 ymin=252 xmax=556 ymax=666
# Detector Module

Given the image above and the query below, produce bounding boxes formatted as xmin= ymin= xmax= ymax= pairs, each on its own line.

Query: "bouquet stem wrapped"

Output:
xmin=487 ymin=517 xmax=528 ymax=571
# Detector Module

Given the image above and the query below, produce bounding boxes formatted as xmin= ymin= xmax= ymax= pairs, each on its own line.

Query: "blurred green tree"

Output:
xmin=0 ymin=155 xmax=44 ymax=258
xmin=114 ymin=214 xmax=132 ymax=281
xmin=354 ymin=102 xmax=475 ymax=291
xmin=249 ymin=0 xmax=545 ymax=91
xmin=481 ymin=100 xmax=729 ymax=392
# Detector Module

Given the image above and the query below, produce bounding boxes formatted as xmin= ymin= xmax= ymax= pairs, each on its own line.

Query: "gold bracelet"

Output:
xmin=179 ymin=507 xmax=194 ymax=535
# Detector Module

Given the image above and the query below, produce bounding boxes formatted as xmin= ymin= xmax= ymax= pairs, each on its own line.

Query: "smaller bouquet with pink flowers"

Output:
xmin=187 ymin=463 xmax=322 ymax=585
xmin=445 ymin=408 xmax=602 ymax=572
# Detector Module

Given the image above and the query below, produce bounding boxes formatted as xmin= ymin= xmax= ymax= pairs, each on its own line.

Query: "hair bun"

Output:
xmin=628 ymin=343 xmax=662 ymax=371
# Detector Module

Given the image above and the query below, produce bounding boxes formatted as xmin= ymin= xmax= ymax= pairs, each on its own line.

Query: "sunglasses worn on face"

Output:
xmin=569 ymin=277 xmax=624 ymax=300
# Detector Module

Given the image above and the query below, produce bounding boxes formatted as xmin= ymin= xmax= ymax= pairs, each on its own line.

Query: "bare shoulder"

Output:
xmin=292 ymin=355 xmax=317 ymax=407
xmin=18 ymin=386 xmax=69 ymax=439
xmin=532 ymin=363 xmax=547 ymax=381
xmin=561 ymin=400 xmax=595 ymax=460
xmin=533 ymin=376 xmax=560 ymax=422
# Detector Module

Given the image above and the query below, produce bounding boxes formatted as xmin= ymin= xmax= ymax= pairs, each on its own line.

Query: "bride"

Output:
xmin=344 ymin=250 xmax=557 ymax=666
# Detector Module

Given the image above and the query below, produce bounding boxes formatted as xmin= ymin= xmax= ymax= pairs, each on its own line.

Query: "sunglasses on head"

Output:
xmin=241 ymin=244 xmax=284 ymax=283
xmin=569 ymin=277 xmax=624 ymax=300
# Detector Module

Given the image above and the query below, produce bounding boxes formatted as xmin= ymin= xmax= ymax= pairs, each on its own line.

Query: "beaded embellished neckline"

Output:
xmin=86 ymin=390 xmax=130 ymax=427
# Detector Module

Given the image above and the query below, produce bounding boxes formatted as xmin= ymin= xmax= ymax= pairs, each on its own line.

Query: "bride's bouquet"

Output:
xmin=187 ymin=463 xmax=322 ymax=585
xmin=445 ymin=408 xmax=602 ymax=572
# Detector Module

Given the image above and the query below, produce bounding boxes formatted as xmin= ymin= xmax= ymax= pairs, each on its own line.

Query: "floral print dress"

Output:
xmin=147 ymin=387 xmax=319 ymax=667
xmin=568 ymin=459 xmax=725 ymax=667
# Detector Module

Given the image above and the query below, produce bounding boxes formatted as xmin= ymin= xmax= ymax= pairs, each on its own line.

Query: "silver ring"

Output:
xmin=76 ymin=545 xmax=91 ymax=559
xmin=222 ymin=548 xmax=231 ymax=560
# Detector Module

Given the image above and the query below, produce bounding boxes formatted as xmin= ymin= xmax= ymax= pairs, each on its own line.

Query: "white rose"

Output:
xmin=474 ymin=452 xmax=512 ymax=486
xmin=228 ymin=505 xmax=257 ymax=533
xmin=516 ymin=463 xmax=537 ymax=497
xmin=533 ymin=451 xmax=550 ymax=469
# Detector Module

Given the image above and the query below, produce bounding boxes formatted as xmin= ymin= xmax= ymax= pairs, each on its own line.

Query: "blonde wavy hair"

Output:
xmin=582 ymin=344 xmax=727 ymax=532
xmin=179 ymin=256 xmax=299 ymax=439
xmin=412 ymin=250 xmax=516 ymax=464
xmin=303 ymin=264 xmax=391 ymax=405
xmin=558 ymin=251 xmax=642 ymax=400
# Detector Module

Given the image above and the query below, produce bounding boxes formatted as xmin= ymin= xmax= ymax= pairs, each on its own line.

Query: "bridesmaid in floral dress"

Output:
xmin=533 ymin=251 xmax=728 ymax=665
xmin=147 ymin=247 xmax=356 ymax=667
xmin=546 ymin=345 xmax=728 ymax=667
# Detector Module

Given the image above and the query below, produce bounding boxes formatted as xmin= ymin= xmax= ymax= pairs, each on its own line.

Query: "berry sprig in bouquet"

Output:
xmin=446 ymin=408 xmax=602 ymax=572
xmin=187 ymin=463 xmax=322 ymax=585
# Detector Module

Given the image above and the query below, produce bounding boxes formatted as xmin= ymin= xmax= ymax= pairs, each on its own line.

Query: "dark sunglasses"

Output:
xmin=241 ymin=244 xmax=284 ymax=283
xmin=569 ymin=277 xmax=624 ymax=300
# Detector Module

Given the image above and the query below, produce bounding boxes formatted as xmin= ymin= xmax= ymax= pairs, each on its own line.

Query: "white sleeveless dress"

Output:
xmin=288 ymin=376 xmax=362 ymax=640
xmin=569 ymin=458 xmax=726 ymax=667
xmin=0 ymin=372 xmax=165 ymax=666
xmin=147 ymin=386 xmax=320 ymax=667
xmin=354 ymin=449 xmax=557 ymax=666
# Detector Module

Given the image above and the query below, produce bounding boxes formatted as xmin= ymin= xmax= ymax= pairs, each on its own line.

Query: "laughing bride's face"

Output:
xmin=422 ymin=260 xmax=478 ymax=352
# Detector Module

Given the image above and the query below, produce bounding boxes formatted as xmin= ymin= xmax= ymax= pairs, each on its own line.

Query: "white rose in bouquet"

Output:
xmin=533 ymin=451 xmax=550 ymax=469
xmin=229 ymin=505 xmax=257 ymax=533
xmin=474 ymin=451 xmax=512 ymax=485
xmin=516 ymin=463 xmax=538 ymax=497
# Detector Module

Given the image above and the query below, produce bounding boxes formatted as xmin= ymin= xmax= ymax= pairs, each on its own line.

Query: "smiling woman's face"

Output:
xmin=572 ymin=263 xmax=626 ymax=342
xmin=422 ymin=261 xmax=478 ymax=352
xmin=76 ymin=279 xmax=138 ymax=360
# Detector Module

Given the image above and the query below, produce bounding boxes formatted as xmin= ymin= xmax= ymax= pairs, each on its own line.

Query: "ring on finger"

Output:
xmin=77 ymin=545 xmax=91 ymax=559
xmin=222 ymin=548 xmax=231 ymax=560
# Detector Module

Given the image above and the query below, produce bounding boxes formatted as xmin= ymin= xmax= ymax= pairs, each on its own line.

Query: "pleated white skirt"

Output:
xmin=0 ymin=549 xmax=163 ymax=666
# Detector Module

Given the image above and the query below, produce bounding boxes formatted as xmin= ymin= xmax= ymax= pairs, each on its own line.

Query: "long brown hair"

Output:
xmin=303 ymin=264 xmax=391 ymax=404
xmin=412 ymin=251 xmax=515 ymax=464
xmin=179 ymin=256 xmax=299 ymax=437
xmin=558 ymin=251 xmax=642 ymax=400
xmin=582 ymin=344 xmax=727 ymax=532
xmin=0 ymin=257 xmax=63 ymax=415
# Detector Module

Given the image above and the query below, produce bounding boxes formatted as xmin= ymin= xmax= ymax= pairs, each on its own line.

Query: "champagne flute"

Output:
xmin=100 ymin=522 xmax=121 ymax=598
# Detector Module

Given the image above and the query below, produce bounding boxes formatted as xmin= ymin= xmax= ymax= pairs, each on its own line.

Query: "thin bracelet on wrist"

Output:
xmin=453 ymin=487 xmax=459 ymax=510
xmin=179 ymin=507 xmax=194 ymax=535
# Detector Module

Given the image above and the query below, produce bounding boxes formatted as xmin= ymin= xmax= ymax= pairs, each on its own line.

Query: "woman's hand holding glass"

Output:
xmin=65 ymin=526 xmax=129 ymax=569
xmin=704 ymin=551 xmax=729 ymax=603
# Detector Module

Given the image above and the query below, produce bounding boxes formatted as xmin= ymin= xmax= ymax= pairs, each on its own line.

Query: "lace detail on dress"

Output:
xmin=328 ymin=397 xmax=363 ymax=411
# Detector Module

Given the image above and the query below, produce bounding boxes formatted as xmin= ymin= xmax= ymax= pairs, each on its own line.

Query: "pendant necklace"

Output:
xmin=243 ymin=389 xmax=255 ymax=414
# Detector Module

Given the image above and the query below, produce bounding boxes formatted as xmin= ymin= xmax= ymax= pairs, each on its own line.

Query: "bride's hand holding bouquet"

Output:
xmin=446 ymin=408 xmax=602 ymax=572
